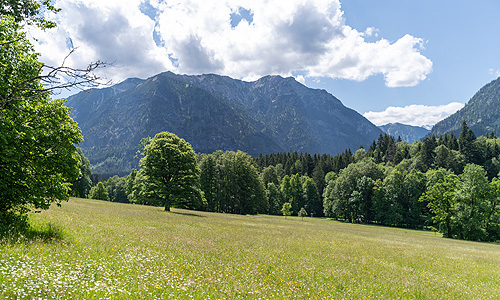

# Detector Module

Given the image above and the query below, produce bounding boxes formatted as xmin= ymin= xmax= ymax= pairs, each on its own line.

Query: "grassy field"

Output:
xmin=1 ymin=198 xmax=500 ymax=299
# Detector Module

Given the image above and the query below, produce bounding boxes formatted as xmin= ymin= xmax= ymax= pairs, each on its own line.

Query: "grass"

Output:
xmin=1 ymin=198 xmax=500 ymax=299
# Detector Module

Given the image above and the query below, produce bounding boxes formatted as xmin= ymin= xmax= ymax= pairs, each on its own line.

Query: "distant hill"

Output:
xmin=67 ymin=72 xmax=382 ymax=175
xmin=378 ymin=123 xmax=430 ymax=143
xmin=430 ymin=77 xmax=500 ymax=137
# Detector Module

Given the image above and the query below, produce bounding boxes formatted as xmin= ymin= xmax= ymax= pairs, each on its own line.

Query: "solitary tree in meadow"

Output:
xmin=298 ymin=207 xmax=307 ymax=221
xmin=140 ymin=132 xmax=202 ymax=211
xmin=281 ymin=202 xmax=292 ymax=219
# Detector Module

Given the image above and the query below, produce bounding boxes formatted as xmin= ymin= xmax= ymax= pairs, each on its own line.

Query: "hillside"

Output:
xmin=66 ymin=72 xmax=382 ymax=174
xmin=430 ymin=77 xmax=500 ymax=137
xmin=379 ymin=122 xmax=430 ymax=143
xmin=2 ymin=198 xmax=500 ymax=299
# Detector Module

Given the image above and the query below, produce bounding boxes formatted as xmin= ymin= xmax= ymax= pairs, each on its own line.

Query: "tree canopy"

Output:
xmin=0 ymin=15 xmax=82 ymax=219
xmin=140 ymin=132 xmax=202 ymax=211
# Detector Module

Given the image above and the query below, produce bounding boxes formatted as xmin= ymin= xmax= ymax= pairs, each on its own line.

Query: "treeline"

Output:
xmin=74 ymin=120 xmax=500 ymax=241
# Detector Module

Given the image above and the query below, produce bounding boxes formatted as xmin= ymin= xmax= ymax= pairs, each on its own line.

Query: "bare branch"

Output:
xmin=0 ymin=49 xmax=112 ymax=111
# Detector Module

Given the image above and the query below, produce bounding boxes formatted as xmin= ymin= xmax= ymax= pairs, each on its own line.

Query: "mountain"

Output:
xmin=66 ymin=71 xmax=382 ymax=175
xmin=430 ymin=77 xmax=500 ymax=137
xmin=378 ymin=123 xmax=430 ymax=143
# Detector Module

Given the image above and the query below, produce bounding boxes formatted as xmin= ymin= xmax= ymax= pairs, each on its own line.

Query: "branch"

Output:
xmin=0 ymin=38 xmax=22 ymax=47
xmin=0 ymin=49 xmax=112 ymax=110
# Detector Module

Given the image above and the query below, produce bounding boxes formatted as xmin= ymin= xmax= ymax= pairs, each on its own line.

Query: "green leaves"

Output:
xmin=0 ymin=14 xmax=82 ymax=218
xmin=0 ymin=0 xmax=60 ymax=28
xmin=140 ymin=132 xmax=201 ymax=211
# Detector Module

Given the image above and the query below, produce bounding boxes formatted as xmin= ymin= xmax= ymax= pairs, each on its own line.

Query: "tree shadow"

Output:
xmin=0 ymin=214 xmax=66 ymax=244
xmin=170 ymin=211 xmax=206 ymax=218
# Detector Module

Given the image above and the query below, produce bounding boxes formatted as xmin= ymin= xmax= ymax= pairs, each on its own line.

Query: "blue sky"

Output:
xmin=309 ymin=0 xmax=500 ymax=126
xmin=33 ymin=0 xmax=500 ymax=128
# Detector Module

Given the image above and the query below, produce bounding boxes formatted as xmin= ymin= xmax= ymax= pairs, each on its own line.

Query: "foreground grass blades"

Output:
xmin=1 ymin=198 xmax=500 ymax=299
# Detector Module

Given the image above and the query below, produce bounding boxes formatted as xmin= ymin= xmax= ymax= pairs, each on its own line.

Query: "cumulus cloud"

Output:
xmin=31 ymin=0 xmax=173 ymax=83
xmin=363 ymin=102 xmax=465 ymax=128
xmin=32 ymin=0 xmax=433 ymax=87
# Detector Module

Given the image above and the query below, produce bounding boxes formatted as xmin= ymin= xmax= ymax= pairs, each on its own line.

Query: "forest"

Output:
xmin=74 ymin=120 xmax=500 ymax=242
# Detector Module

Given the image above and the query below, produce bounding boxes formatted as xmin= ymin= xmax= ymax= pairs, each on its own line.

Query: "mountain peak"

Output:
xmin=379 ymin=123 xmax=430 ymax=143
xmin=430 ymin=77 xmax=500 ymax=137
xmin=67 ymin=72 xmax=381 ymax=174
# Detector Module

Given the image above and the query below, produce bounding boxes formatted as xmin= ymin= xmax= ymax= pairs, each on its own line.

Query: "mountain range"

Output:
xmin=67 ymin=71 xmax=382 ymax=175
xmin=430 ymin=77 xmax=500 ymax=137
xmin=378 ymin=123 xmax=430 ymax=144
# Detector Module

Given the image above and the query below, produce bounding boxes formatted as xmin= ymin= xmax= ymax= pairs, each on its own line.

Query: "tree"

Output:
xmin=454 ymin=164 xmax=492 ymax=241
xmin=261 ymin=165 xmax=280 ymax=187
xmin=231 ymin=151 xmax=268 ymax=214
xmin=323 ymin=159 xmax=384 ymax=221
xmin=420 ymin=174 xmax=459 ymax=237
xmin=89 ymin=182 xmax=109 ymax=201
xmin=199 ymin=154 xmax=218 ymax=212
xmin=0 ymin=16 xmax=83 ymax=218
xmin=199 ymin=150 xmax=267 ymax=214
xmin=105 ymin=176 xmax=128 ymax=203
xmin=402 ymin=169 xmax=427 ymax=228
xmin=348 ymin=176 xmax=375 ymax=223
xmin=126 ymin=169 xmax=138 ymax=199
xmin=140 ymin=132 xmax=202 ymax=211
xmin=70 ymin=148 xmax=92 ymax=198
xmin=416 ymin=136 xmax=436 ymax=172
xmin=0 ymin=0 xmax=59 ymax=27
xmin=266 ymin=182 xmax=283 ymax=215
xmin=281 ymin=202 xmax=292 ymax=219
xmin=487 ymin=176 xmax=500 ymax=240
xmin=298 ymin=207 xmax=307 ymax=221
xmin=289 ymin=174 xmax=304 ymax=215
xmin=303 ymin=177 xmax=320 ymax=217
xmin=458 ymin=120 xmax=479 ymax=164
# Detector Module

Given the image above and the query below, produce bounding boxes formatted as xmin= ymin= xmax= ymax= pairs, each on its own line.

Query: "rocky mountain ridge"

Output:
xmin=67 ymin=71 xmax=383 ymax=174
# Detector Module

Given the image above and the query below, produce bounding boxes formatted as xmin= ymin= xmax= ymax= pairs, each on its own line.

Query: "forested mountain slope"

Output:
xmin=430 ymin=77 xmax=500 ymax=137
xmin=67 ymin=72 xmax=382 ymax=174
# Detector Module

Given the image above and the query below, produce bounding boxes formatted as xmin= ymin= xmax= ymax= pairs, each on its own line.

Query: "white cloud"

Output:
xmin=363 ymin=102 xmax=465 ymax=128
xmin=32 ymin=0 xmax=433 ymax=87
xmin=30 ymin=0 xmax=173 ymax=83
xmin=294 ymin=75 xmax=306 ymax=85
xmin=363 ymin=27 xmax=379 ymax=37
xmin=488 ymin=68 xmax=500 ymax=77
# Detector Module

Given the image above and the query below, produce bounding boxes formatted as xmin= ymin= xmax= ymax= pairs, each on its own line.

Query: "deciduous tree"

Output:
xmin=281 ymin=202 xmax=292 ymax=219
xmin=89 ymin=182 xmax=109 ymax=201
xmin=0 ymin=16 xmax=82 ymax=218
xmin=140 ymin=132 xmax=202 ymax=211
xmin=298 ymin=207 xmax=307 ymax=221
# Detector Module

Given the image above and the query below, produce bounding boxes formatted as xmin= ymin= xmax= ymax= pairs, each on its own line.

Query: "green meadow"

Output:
xmin=1 ymin=198 xmax=500 ymax=299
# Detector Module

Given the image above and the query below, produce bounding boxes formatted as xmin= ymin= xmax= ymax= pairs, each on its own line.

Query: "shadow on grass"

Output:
xmin=170 ymin=211 xmax=206 ymax=218
xmin=0 ymin=214 xmax=66 ymax=244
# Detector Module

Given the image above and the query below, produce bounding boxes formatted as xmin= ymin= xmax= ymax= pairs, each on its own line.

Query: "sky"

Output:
xmin=31 ymin=0 xmax=500 ymax=128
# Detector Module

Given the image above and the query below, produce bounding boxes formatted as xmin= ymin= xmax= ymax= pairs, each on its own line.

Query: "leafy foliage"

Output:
xmin=298 ymin=207 xmax=307 ymax=220
xmin=0 ymin=16 xmax=82 ymax=217
xmin=69 ymin=148 xmax=92 ymax=198
xmin=198 ymin=150 xmax=267 ymax=214
xmin=89 ymin=182 xmax=109 ymax=201
xmin=281 ymin=202 xmax=292 ymax=219
xmin=0 ymin=0 xmax=59 ymax=28
xmin=140 ymin=132 xmax=202 ymax=211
